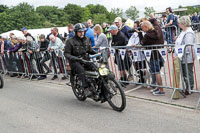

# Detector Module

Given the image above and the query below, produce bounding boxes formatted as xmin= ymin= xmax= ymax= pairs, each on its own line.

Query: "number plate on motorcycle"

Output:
xmin=99 ymin=68 xmax=109 ymax=76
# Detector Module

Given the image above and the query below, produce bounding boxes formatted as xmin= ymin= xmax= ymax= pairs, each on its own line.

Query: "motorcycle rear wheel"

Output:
xmin=71 ymin=75 xmax=86 ymax=101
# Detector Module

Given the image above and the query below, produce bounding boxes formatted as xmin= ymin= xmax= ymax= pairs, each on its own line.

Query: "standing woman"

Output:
xmin=93 ymin=24 xmax=109 ymax=64
xmin=173 ymin=16 xmax=195 ymax=98
xmin=93 ymin=24 xmax=109 ymax=48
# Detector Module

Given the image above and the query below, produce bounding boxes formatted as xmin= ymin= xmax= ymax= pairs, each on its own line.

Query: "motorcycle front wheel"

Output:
xmin=105 ymin=78 xmax=126 ymax=112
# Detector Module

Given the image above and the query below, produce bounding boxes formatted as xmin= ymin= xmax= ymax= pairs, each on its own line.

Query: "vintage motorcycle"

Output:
xmin=69 ymin=53 xmax=126 ymax=112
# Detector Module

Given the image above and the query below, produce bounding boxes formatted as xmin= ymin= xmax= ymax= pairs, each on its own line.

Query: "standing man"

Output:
xmin=87 ymin=19 xmax=95 ymax=29
xmin=64 ymin=24 xmax=74 ymax=42
xmin=191 ymin=12 xmax=199 ymax=23
xmin=21 ymin=27 xmax=35 ymax=41
xmin=108 ymin=25 xmax=129 ymax=84
xmin=138 ymin=21 xmax=165 ymax=96
xmin=51 ymin=27 xmax=63 ymax=41
xmin=114 ymin=17 xmax=132 ymax=41
xmin=191 ymin=12 xmax=200 ymax=31
xmin=26 ymin=36 xmax=41 ymax=79
xmin=165 ymin=7 xmax=177 ymax=44
xmin=82 ymin=22 xmax=95 ymax=47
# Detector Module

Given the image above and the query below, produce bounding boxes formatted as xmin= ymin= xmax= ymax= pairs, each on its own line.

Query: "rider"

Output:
xmin=64 ymin=23 xmax=97 ymax=97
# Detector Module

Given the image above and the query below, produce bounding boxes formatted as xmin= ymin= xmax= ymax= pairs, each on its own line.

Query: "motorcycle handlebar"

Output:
xmin=89 ymin=53 xmax=101 ymax=59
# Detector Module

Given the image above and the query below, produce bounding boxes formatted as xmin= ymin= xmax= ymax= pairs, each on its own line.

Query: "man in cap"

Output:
xmin=108 ymin=25 xmax=129 ymax=85
xmin=21 ymin=27 xmax=35 ymax=41
xmin=114 ymin=17 xmax=132 ymax=41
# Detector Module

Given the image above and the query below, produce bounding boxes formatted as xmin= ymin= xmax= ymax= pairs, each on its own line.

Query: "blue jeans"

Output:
xmin=166 ymin=27 xmax=174 ymax=44
xmin=150 ymin=58 xmax=164 ymax=74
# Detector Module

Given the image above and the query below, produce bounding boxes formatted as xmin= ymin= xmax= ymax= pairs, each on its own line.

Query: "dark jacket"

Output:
xmin=68 ymin=31 xmax=74 ymax=38
xmin=39 ymin=39 xmax=49 ymax=51
xmin=55 ymin=33 xmax=63 ymax=41
xmin=9 ymin=43 xmax=22 ymax=52
xmin=138 ymin=25 xmax=164 ymax=61
xmin=111 ymin=31 xmax=127 ymax=47
xmin=64 ymin=36 xmax=96 ymax=63
xmin=18 ymin=43 xmax=27 ymax=52
xmin=3 ymin=40 xmax=13 ymax=52
xmin=120 ymin=24 xmax=132 ymax=41
xmin=191 ymin=15 xmax=199 ymax=23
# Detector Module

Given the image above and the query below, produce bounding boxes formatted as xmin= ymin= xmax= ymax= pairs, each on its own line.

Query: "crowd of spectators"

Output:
xmin=0 ymin=7 xmax=199 ymax=97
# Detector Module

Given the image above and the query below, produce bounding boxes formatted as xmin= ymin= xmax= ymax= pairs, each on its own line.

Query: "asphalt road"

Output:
xmin=0 ymin=77 xmax=200 ymax=133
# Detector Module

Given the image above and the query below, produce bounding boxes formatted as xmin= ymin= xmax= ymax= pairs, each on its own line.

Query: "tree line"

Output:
xmin=0 ymin=2 xmax=199 ymax=34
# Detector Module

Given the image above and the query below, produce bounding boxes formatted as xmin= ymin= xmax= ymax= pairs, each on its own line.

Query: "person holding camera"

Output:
xmin=138 ymin=21 xmax=165 ymax=96
xmin=128 ymin=21 xmax=146 ymax=83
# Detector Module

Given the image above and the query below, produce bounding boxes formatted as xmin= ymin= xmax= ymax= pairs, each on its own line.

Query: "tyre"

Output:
xmin=71 ymin=75 xmax=86 ymax=101
xmin=0 ymin=75 xmax=4 ymax=89
xmin=105 ymin=78 xmax=126 ymax=112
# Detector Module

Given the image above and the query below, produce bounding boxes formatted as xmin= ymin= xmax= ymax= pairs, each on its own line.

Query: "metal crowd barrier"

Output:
xmin=0 ymin=50 xmax=69 ymax=81
xmin=1 ymin=44 xmax=200 ymax=109
xmin=106 ymin=44 xmax=200 ymax=109
xmin=164 ymin=25 xmax=178 ymax=44
xmin=164 ymin=24 xmax=200 ymax=44
xmin=182 ymin=44 xmax=200 ymax=109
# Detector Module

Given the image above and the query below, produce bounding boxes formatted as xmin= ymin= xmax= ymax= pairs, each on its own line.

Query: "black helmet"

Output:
xmin=74 ymin=23 xmax=87 ymax=32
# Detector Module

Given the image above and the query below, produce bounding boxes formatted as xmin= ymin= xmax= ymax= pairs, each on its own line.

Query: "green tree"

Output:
xmin=93 ymin=14 xmax=108 ymax=24
xmin=106 ymin=12 xmax=117 ymax=24
xmin=81 ymin=7 xmax=92 ymax=22
xmin=86 ymin=4 xmax=108 ymax=15
xmin=0 ymin=2 xmax=44 ymax=33
xmin=111 ymin=8 xmax=123 ymax=18
xmin=0 ymin=5 xmax=8 ymax=13
xmin=36 ymin=6 xmax=69 ymax=27
xmin=144 ymin=7 xmax=155 ymax=17
xmin=64 ymin=4 xmax=84 ymax=24
xmin=125 ymin=6 xmax=139 ymax=20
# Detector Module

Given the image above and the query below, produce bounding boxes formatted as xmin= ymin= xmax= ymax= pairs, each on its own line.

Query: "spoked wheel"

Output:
xmin=71 ymin=75 xmax=86 ymax=101
xmin=0 ymin=75 xmax=4 ymax=89
xmin=105 ymin=79 xmax=126 ymax=112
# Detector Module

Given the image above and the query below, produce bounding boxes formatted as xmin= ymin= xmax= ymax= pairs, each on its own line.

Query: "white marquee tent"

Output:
xmin=0 ymin=27 xmax=68 ymax=40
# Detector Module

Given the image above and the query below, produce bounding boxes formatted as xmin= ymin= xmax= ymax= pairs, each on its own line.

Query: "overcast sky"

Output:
xmin=0 ymin=0 xmax=199 ymax=12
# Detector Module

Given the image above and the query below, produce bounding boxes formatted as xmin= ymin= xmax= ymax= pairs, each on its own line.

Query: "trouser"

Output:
xmin=182 ymin=63 xmax=194 ymax=90
xmin=70 ymin=61 xmax=96 ymax=88
xmin=29 ymin=53 xmax=44 ymax=74
xmin=57 ymin=56 xmax=65 ymax=74
xmin=51 ymin=52 xmax=58 ymax=74
xmin=50 ymin=52 xmax=65 ymax=75
xmin=166 ymin=27 xmax=175 ymax=44
xmin=40 ymin=52 xmax=50 ymax=73
xmin=15 ymin=54 xmax=24 ymax=73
